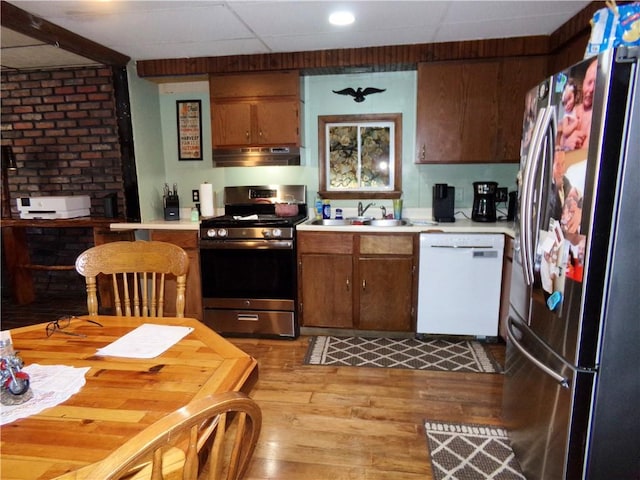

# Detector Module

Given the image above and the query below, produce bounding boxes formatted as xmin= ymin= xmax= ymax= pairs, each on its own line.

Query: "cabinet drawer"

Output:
xmin=359 ymin=234 xmax=414 ymax=255
xmin=150 ymin=230 xmax=198 ymax=249
xmin=298 ymin=232 xmax=353 ymax=254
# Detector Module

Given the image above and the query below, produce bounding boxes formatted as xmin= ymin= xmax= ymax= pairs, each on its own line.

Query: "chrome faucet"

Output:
xmin=357 ymin=201 xmax=375 ymax=217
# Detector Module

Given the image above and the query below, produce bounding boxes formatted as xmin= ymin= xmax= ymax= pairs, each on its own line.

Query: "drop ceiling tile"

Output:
xmin=1 ymin=45 xmax=99 ymax=70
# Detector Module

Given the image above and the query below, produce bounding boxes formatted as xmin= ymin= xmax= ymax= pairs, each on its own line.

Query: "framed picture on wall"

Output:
xmin=176 ymin=100 xmax=203 ymax=160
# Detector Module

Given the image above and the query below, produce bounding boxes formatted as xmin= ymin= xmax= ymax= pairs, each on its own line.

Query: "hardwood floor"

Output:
xmin=229 ymin=337 xmax=505 ymax=479
xmin=0 ymin=297 xmax=506 ymax=479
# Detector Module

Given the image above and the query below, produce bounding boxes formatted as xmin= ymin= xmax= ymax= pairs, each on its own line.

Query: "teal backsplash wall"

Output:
xmin=130 ymin=70 xmax=518 ymax=220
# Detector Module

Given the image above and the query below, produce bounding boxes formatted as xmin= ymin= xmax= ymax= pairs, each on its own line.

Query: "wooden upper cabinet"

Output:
xmin=254 ymin=100 xmax=299 ymax=145
xmin=496 ymin=56 xmax=549 ymax=161
xmin=209 ymin=70 xmax=300 ymax=148
xmin=416 ymin=60 xmax=500 ymax=163
xmin=211 ymin=102 xmax=252 ymax=146
xmin=416 ymin=56 xmax=547 ymax=164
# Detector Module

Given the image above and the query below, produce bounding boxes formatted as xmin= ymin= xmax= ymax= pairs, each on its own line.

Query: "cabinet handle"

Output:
xmin=245 ymin=131 xmax=250 ymax=139
xmin=362 ymin=279 xmax=366 ymax=290
xmin=258 ymin=130 xmax=263 ymax=138
xmin=346 ymin=279 xmax=350 ymax=291
xmin=421 ymin=144 xmax=426 ymax=161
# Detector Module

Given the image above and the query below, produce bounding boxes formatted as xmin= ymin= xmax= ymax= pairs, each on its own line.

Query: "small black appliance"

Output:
xmin=432 ymin=183 xmax=455 ymax=222
xmin=472 ymin=181 xmax=498 ymax=222
xmin=507 ymin=191 xmax=517 ymax=221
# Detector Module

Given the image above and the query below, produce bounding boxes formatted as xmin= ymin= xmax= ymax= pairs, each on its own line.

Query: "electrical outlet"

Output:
xmin=496 ymin=187 xmax=508 ymax=203
xmin=192 ymin=189 xmax=199 ymax=202
xmin=455 ymin=188 xmax=464 ymax=203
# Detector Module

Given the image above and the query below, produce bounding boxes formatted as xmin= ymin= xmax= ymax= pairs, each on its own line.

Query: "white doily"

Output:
xmin=0 ymin=364 xmax=90 ymax=425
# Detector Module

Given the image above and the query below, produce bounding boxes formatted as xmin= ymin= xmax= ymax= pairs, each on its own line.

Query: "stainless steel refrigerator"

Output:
xmin=503 ymin=46 xmax=639 ymax=479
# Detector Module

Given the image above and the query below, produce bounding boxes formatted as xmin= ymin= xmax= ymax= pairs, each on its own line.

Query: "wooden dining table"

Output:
xmin=0 ymin=316 xmax=258 ymax=480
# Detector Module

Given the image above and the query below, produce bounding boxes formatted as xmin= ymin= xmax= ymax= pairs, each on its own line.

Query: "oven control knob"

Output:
xmin=217 ymin=228 xmax=228 ymax=238
xmin=272 ymin=228 xmax=282 ymax=238
xmin=206 ymin=229 xmax=217 ymax=238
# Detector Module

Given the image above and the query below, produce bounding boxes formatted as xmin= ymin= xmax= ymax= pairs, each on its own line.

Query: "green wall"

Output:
xmin=129 ymin=69 xmax=518 ymax=220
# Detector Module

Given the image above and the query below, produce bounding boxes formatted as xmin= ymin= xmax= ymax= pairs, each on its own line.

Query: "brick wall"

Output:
xmin=1 ymin=66 xmax=124 ymax=297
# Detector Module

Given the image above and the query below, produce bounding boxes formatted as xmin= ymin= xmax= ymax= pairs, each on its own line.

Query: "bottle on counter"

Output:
xmin=315 ymin=197 xmax=323 ymax=220
xmin=322 ymin=199 xmax=331 ymax=219
xmin=335 ymin=208 xmax=343 ymax=220
xmin=0 ymin=331 xmax=14 ymax=358
xmin=190 ymin=207 xmax=199 ymax=222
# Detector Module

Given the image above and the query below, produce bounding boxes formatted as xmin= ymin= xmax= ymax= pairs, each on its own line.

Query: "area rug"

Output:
xmin=424 ymin=421 xmax=525 ymax=480
xmin=304 ymin=336 xmax=502 ymax=373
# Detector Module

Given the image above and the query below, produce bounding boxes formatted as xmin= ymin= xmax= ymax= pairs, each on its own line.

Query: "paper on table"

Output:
xmin=96 ymin=323 xmax=194 ymax=359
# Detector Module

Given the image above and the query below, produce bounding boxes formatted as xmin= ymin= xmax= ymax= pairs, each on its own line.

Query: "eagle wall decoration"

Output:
xmin=332 ymin=87 xmax=386 ymax=102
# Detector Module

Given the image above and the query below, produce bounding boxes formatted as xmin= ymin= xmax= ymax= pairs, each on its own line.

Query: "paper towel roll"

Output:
xmin=199 ymin=183 xmax=214 ymax=217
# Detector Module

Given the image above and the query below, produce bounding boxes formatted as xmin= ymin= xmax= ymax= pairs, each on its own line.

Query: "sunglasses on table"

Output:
xmin=45 ymin=316 xmax=103 ymax=338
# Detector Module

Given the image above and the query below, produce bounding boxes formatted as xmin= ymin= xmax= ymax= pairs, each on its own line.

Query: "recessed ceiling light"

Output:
xmin=329 ymin=11 xmax=355 ymax=26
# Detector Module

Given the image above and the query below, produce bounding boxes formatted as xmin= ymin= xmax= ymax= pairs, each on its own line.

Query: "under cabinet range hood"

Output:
xmin=212 ymin=146 xmax=300 ymax=167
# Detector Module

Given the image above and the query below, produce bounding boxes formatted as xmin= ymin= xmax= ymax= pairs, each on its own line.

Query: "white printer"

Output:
xmin=17 ymin=195 xmax=91 ymax=219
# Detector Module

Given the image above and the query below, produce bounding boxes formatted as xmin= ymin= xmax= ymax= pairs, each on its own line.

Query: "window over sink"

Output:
xmin=318 ymin=113 xmax=402 ymax=199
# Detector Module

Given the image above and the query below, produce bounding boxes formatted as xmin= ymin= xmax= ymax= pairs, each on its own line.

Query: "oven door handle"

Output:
xmin=200 ymin=240 xmax=293 ymax=250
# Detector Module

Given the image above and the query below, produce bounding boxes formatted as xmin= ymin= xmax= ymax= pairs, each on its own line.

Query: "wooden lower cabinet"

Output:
xmin=150 ymin=230 xmax=202 ymax=321
xmin=298 ymin=253 xmax=353 ymax=328
xmin=297 ymin=231 xmax=417 ymax=332
xmin=358 ymin=256 xmax=414 ymax=331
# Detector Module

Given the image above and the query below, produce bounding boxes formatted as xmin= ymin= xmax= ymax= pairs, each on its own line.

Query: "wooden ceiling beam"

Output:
xmin=1 ymin=1 xmax=130 ymax=67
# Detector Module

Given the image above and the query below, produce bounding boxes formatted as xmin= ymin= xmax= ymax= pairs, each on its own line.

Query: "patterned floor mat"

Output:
xmin=424 ymin=421 xmax=525 ymax=480
xmin=304 ymin=336 xmax=502 ymax=373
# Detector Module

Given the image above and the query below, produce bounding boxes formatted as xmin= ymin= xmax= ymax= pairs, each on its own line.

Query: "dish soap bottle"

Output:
xmin=315 ymin=196 xmax=323 ymax=220
xmin=322 ymin=199 xmax=331 ymax=219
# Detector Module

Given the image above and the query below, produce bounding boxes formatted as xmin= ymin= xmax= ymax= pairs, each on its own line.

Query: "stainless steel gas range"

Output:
xmin=199 ymin=185 xmax=307 ymax=339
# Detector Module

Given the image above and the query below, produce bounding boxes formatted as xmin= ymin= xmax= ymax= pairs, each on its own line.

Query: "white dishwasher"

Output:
xmin=417 ymin=233 xmax=504 ymax=338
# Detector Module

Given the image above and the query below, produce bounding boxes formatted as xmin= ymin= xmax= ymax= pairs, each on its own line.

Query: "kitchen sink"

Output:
xmin=309 ymin=218 xmax=411 ymax=227
xmin=368 ymin=219 xmax=411 ymax=227
xmin=309 ymin=219 xmax=353 ymax=226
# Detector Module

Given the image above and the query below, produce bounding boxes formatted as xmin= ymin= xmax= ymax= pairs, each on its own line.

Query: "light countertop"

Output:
xmin=109 ymin=208 xmax=515 ymax=237
xmin=298 ymin=208 xmax=514 ymax=236
xmin=110 ymin=218 xmax=200 ymax=231
xmin=297 ymin=218 xmax=514 ymax=236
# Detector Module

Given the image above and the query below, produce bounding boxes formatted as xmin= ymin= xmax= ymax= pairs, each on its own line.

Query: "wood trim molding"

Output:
xmin=136 ymin=36 xmax=550 ymax=78
xmin=0 ymin=0 xmax=130 ymax=67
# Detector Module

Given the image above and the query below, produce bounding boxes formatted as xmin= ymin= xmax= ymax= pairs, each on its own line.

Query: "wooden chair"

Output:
xmin=75 ymin=240 xmax=189 ymax=318
xmin=88 ymin=391 xmax=262 ymax=480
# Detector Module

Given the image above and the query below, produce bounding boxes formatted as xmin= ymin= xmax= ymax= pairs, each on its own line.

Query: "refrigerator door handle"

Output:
xmin=507 ymin=316 xmax=570 ymax=388
xmin=520 ymin=107 xmax=546 ymax=285
xmin=521 ymin=106 xmax=556 ymax=285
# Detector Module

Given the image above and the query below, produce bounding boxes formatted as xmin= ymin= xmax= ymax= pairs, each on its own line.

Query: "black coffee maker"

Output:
xmin=472 ymin=181 xmax=498 ymax=222
xmin=433 ymin=183 xmax=455 ymax=222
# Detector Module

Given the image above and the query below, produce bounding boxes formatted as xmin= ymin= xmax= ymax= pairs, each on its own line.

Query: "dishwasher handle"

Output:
xmin=472 ymin=250 xmax=499 ymax=258
xmin=426 ymin=245 xmax=500 ymax=258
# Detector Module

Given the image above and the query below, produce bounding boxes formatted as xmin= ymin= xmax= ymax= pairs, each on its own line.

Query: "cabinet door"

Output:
xmin=299 ymin=254 xmax=353 ymax=328
xmin=416 ymin=60 xmax=500 ymax=163
xmin=358 ymin=257 xmax=413 ymax=331
xmin=497 ymin=56 xmax=548 ymax=162
xmin=255 ymin=100 xmax=299 ymax=145
xmin=149 ymin=230 xmax=202 ymax=320
xmin=211 ymin=102 xmax=252 ymax=147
